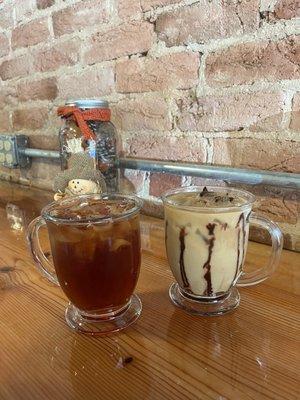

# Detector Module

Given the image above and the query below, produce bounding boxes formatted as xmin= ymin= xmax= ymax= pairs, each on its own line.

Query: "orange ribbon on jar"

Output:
xmin=57 ymin=106 xmax=111 ymax=141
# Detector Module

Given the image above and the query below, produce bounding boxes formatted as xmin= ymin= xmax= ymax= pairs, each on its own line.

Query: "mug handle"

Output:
xmin=27 ymin=216 xmax=59 ymax=285
xmin=237 ymin=212 xmax=283 ymax=287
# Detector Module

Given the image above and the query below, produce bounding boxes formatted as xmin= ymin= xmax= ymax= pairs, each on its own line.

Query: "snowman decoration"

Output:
xmin=53 ymin=144 xmax=107 ymax=200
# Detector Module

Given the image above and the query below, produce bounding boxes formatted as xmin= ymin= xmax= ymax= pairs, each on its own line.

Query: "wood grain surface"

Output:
xmin=0 ymin=181 xmax=299 ymax=400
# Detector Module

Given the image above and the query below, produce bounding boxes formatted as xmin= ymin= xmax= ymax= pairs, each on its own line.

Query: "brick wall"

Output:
xmin=0 ymin=0 xmax=299 ymax=250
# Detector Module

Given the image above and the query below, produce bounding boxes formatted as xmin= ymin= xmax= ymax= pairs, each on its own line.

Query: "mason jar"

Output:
xmin=58 ymin=99 xmax=120 ymax=193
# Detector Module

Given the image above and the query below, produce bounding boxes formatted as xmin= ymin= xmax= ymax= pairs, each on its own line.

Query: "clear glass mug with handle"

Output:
xmin=162 ymin=186 xmax=283 ymax=316
xmin=27 ymin=193 xmax=143 ymax=335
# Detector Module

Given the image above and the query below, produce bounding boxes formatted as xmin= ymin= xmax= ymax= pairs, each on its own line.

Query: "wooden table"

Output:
xmin=0 ymin=181 xmax=299 ymax=400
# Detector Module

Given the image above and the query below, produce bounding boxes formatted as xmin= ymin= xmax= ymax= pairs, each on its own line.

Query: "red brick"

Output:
xmin=18 ymin=78 xmax=58 ymax=102
xmin=0 ymin=2 xmax=13 ymax=29
xmin=118 ymin=0 xmax=142 ymax=18
xmin=177 ymin=92 xmax=285 ymax=132
xmin=251 ymin=186 xmax=299 ymax=224
xmin=290 ymin=92 xmax=300 ymax=131
xmin=58 ymin=65 xmax=114 ymax=98
xmin=12 ymin=18 xmax=50 ymax=50
xmin=142 ymin=200 xmax=164 ymax=219
xmin=150 ymin=173 xmax=181 ymax=197
xmin=43 ymin=110 xmax=62 ymax=134
xmin=141 ymin=0 xmax=180 ymax=11
xmin=0 ymin=111 xmax=10 ymax=132
xmin=229 ymin=183 xmax=299 ymax=225
xmin=156 ymin=1 xmax=259 ymax=47
xmin=28 ymin=134 xmax=59 ymax=150
xmin=0 ymin=54 xmax=34 ymax=80
xmin=52 ymin=0 xmax=108 ymax=37
xmin=37 ymin=0 xmax=55 ymax=9
xmin=13 ymin=107 xmax=48 ymax=130
xmin=0 ymin=32 xmax=9 ymax=57
xmin=84 ymin=21 xmax=154 ymax=64
xmin=15 ymin=0 xmax=36 ymax=23
xmin=25 ymin=159 xmax=60 ymax=184
xmin=34 ymin=39 xmax=80 ymax=72
xmin=249 ymin=224 xmax=295 ymax=250
xmin=206 ymin=36 xmax=300 ymax=87
xmin=212 ymin=138 xmax=300 ymax=173
xmin=124 ymin=132 xmax=207 ymax=162
xmin=116 ymin=52 xmax=200 ymax=93
xmin=112 ymin=94 xmax=171 ymax=132
xmin=274 ymin=0 xmax=300 ymax=20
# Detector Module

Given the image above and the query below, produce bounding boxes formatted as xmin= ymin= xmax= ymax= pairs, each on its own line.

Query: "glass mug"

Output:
xmin=162 ymin=186 xmax=283 ymax=316
xmin=28 ymin=194 xmax=143 ymax=335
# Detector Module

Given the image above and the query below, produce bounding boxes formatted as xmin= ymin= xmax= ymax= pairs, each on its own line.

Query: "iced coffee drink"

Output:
xmin=47 ymin=197 xmax=141 ymax=312
xmin=163 ymin=187 xmax=253 ymax=299
xmin=28 ymin=193 xmax=143 ymax=334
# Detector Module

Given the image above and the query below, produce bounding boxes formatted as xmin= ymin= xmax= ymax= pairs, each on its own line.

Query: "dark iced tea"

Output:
xmin=46 ymin=197 xmax=141 ymax=313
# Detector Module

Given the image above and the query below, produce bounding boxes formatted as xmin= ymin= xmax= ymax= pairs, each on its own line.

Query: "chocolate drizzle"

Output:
xmin=179 ymin=228 xmax=189 ymax=288
xmin=234 ymin=212 xmax=250 ymax=281
xmin=213 ymin=218 xmax=228 ymax=231
xmin=203 ymin=223 xmax=216 ymax=296
xmin=243 ymin=212 xmax=251 ymax=263
xmin=235 ymin=227 xmax=241 ymax=281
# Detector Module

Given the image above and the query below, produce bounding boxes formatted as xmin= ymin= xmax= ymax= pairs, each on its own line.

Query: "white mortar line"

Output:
xmin=206 ymin=137 xmax=213 ymax=163
xmin=280 ymin=90 xmax=295 ymax=130
xmin=47 ymin=13 xmax=54 ymax=39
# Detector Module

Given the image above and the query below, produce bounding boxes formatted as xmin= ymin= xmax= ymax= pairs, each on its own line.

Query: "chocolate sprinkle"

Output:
xmin=199 ymin=186 xmax=209 ymax=197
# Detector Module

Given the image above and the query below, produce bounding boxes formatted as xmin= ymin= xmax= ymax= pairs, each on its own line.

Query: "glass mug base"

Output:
xmin=169 ymin=283 xmax=240 ymax=316
xmin=65 ymin=294 xmax=142 ymax=335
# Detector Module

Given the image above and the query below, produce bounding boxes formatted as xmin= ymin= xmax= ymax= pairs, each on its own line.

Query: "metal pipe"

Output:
xmin=19 ymin=148 xmax=60 ymax=159
xmin=17 ymin=147 xmax=300 ymax=189
xmin=118 ymin=158 xmax=300 ymax=189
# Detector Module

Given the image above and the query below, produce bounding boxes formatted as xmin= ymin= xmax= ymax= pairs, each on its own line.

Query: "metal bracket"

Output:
xmin=0 ymin=134 xmax=30 ymax=168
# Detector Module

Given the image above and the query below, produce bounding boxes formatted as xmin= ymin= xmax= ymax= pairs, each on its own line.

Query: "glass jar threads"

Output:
xmin=58 ymin=99 xmax=119 ymax=193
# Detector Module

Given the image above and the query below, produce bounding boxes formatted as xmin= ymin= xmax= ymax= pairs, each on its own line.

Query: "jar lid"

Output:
xmin=74 ymin=99 xmax=109 ymax=109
